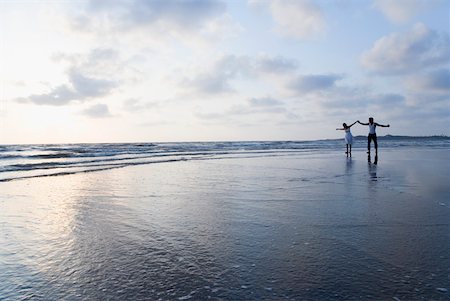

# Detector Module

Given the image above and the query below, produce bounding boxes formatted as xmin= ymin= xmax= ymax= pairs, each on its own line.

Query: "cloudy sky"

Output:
xmin=1 ymin=0 xmax=449 ymax=143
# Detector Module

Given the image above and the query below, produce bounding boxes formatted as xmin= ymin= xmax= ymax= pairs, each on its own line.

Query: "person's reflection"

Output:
xmin=368 ymin=159 xmax=377 ymax=181
xmin=345 ymin=157 xmax=353 ymax=174
xmin=367 ymin=153 xmax=378 ymax=165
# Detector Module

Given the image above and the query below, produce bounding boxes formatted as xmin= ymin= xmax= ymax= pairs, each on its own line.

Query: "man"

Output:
xmin=358 ymin=117 xmax=390 ymax=156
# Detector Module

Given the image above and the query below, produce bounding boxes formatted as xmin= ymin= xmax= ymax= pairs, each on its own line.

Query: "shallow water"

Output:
xmin=1 ymin=136 xmax=448 ymax=182
xmin=1 ymin=147 xmax=449 ymax=300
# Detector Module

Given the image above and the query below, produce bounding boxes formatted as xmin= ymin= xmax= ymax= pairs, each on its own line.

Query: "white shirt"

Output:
xmin=369 ymin=123 xmax=376 ymax=134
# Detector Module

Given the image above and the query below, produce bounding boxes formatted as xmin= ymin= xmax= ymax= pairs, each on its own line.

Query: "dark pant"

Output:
xmin=368 ymin=134 xmax=377 ymax=151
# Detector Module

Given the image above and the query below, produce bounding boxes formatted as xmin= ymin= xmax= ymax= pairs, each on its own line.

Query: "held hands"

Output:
xmin=354 ymin=120 xmax=389 ymax=126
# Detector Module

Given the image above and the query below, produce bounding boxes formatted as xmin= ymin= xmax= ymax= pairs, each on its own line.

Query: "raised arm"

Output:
xmin=375 ymin=122 xmax=390 ymax=127
xmin=358 ymin=120 xmax=369 ymax=125
xmin=348 ymin=121 xmax=358 ymax=127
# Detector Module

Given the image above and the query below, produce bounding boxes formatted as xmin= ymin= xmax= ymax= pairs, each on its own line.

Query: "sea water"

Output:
xmin=1 ymin=136 xmax=448 ymax=182
xmin=1 ymin=137 xmax=449 ymax=300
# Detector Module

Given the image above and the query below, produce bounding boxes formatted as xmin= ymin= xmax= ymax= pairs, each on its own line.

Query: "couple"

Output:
xmin=336 ymin=117 xmax=390 ymax=157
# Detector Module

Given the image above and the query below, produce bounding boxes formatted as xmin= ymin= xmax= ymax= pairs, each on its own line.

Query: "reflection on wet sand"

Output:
xmin=1 ymin=149 xmax=449 ymax=300
xmin=367 ymin=153 xmax=378 ymax=165
xmin=368 ymin=163 xmax=377 ymax=181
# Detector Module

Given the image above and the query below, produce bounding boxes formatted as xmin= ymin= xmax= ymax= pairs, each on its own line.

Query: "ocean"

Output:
xmin=1 ymin=136 xmax=449 ymax=183
xmin=1 ymin=136 xmax=449 ymax=300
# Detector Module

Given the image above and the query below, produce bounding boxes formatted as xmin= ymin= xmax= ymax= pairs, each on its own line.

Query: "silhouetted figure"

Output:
xmin=336 ymin=121 xmax=357 ymax=157
xmin=358 ymin=117 xmax=390 ymax=160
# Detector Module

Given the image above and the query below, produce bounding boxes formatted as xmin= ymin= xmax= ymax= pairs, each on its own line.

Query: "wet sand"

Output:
xmin=1 ymin=148 xmax=449 ymax=300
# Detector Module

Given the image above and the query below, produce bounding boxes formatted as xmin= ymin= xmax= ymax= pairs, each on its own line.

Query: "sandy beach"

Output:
xmin=1 ymin=147 xmax=449 ymax=300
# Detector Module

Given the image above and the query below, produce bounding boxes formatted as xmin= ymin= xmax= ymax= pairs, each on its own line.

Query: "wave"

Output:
xmin=0 ymin=158 xmax=182 ymax=183
xmin=0 ymin=151 xmax=299 ymax=182
xmin=0 ymin=137 xmax=448 ymax=182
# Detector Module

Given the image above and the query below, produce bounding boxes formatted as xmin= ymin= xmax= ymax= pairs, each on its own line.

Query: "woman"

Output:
xmin=336 ymin=121 xmax=357 ymax=156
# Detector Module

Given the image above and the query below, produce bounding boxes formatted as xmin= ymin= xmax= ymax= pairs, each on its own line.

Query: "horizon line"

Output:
xmin=1 ymin=134 xmax=449 ymax=146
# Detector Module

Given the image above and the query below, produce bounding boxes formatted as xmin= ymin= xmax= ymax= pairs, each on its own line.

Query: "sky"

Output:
xmin=0 ymin=0 xmax=449 ymax=144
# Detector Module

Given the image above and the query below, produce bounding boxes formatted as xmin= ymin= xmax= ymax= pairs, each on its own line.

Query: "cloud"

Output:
xmin=235 ymin=96 xmax=288 ymax=115
xmin=324 ymin=92 xmax=405 ymax=109
xmin=268 ymin=0 xmax=326 ymax=39
xmin=195 ymin=96 xmax=296 ymax=123
xmin=17 ymin=68 xmax=118 ymax=106
xmin=16 ymin=85 xmax=76 ymax=106
xmin=403 ymin=70 xmax=450 ymax=106
xmin=81 ymin=104 xmax=113 ymax=118
xmin=228 ymin=104 xmax=288 ymax=116
xmin=305 ymin=83 xmax=407 ymax=119
xmin=387 ymin=101 xmax=450 ymax=125
xmin=123 ymin=98 xmax=159 ymax=112
xmin=256 ymin=56 xmax=299 ymax=74
xmin=195 ymin=112 xmax=226 ymax=121
xmin=182 ymin=54 xmax=300 ymax=96
xmin=84 ymin=0 xmax=226 ymax=29
xmin=16 ymin=48 xmax=123 ymax=106
xmin=183 ymin=55 xmax=252 ymax=95
xmin=406 ymin=91 xmax=449 ymax=107
xmin=406 ymin=68 xmax=450 ymax=93
xmin=371 ymin=93 xmax=406 ymax=106
xmin=70 ymin=0 xmax=232 ymax=45
xmin=52 ymin=48 xmax=120 ymax=72
xmin=248 ymin=97 xmax=283 ymax=107
xmin=361 ymin=23 xmax=449 ymax=111
xmin=288 ymin=74 xmax=344 ymax=94
xmin=68 ymin=68 xmax=117 ymax=98
xmin=373 ymin=0 xmax=432 ymax=24
xmin=247 ymin=0 xmax=265 ymax=10
xmin=139 ymin=120 xmax=172 ymax=127
xmin=361 ymin=23 xmax=450 ymax=75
